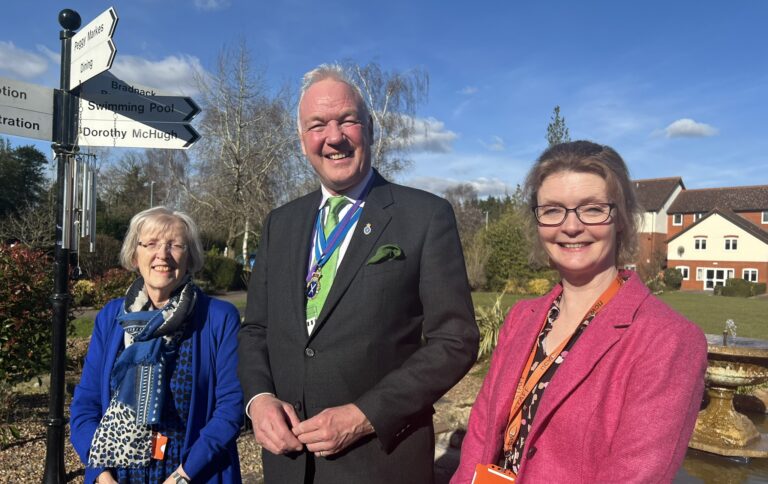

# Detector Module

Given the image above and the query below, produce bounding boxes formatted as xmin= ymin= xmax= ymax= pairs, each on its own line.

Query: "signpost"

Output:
xmin=68 ymin=7 xmax=118 ymax=90
xmin=0 ymin=76 xmax=54 ymax=140
xmin=16 ymin=7 xmax=200 ymax=481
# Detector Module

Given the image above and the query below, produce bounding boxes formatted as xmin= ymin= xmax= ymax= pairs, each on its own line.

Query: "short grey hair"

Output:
xmin=297 ymin=63 xmax=370 ymax=132
xmin=119 ymin=206 xmax=205 ymax=274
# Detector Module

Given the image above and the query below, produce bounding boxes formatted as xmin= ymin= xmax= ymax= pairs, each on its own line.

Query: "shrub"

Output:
xmin=662 ymin=268 xmax=683 ymax=290
xmin=92 ymin=268 xmax=135 ymax=306
xmin=201 ymin=254 xmax=243 ymax=292
xmin=476 ymin=292 xmax=507 ymax=360
xmin=719 ymin=278 xmax=765 ymax=298
xmin=0 ymin=244 xmax=60 ymax=386
xmin=71 ymin=279 xmax=96 ymax=307
xmin=527 ymin=278 xmax=552 ymax=296
xmin=78 ymin=234 xmax=122 ymax=278
xmin=503 ymin=279 xmax=528 ymax=295
xmin=645 ymin=274 xmax=665 ymax=294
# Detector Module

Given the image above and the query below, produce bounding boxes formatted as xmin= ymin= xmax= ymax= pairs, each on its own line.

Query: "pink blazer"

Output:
xmin=452 ymin=272 xmax=707 ymax=483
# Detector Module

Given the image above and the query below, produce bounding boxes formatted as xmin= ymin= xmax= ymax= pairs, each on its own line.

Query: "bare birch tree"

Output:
xmin=346 ymin=61 xmax=429 ymax=179
xmin=186 ymin=42 xmax=305 ymax=260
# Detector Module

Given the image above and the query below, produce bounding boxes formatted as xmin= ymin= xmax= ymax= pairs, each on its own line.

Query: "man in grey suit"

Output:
xmin=238 ymin=64 xmax=479 ymax=483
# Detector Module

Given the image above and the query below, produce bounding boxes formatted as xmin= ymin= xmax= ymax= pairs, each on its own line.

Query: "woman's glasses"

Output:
xmin=137 ymin=240 xmax=187 ymax=255
xmin=532 ymin=203 xmax=616 ymax=227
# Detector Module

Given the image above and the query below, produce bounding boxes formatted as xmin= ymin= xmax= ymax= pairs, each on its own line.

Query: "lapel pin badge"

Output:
xmin=363 ymin=223 xmax=373 ymax=235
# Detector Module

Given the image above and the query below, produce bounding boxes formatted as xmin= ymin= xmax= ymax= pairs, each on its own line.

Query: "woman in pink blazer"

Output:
xmin=452 ymin=141 xmax=707 ymax=483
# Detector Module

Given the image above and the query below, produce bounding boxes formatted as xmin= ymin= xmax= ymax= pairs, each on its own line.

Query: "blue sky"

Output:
xmin=1 ymin=0 xmax=766 ymax=197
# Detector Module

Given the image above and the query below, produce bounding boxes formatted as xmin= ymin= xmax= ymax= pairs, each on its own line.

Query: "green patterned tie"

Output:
xmin=306 ymin=196 xmax=349 ymax=334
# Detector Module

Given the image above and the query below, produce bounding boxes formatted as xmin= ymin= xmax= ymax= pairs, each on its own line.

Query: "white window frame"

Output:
xmin=694 ymin=212 xmax=704 ymax=221
xmin=743 ymin=268 xmax=759 ymax=283
xmin=672 ymin=213 xmax=683 ymax=226
xmin=724 ymin=237 xmax=738 ymax=251
xmin=676 ymin=266 xmax=690 ymax=280
xmin=696 ymin=268 xmax=704 ymax=281
xmin=762 ymin=211 xmax=768 ymax=224
xmin=694 ymin=238 xmax=707 ymax=250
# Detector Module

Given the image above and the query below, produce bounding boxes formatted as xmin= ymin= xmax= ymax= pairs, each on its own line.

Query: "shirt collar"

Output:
xmin=318 ymin=169 xmax=374 ymax=208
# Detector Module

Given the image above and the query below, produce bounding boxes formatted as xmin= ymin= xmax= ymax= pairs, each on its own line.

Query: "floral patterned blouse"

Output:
xmin=499 ymin=295 xmax=595 ymax=473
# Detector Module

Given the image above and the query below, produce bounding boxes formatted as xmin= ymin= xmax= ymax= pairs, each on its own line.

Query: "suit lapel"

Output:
xmin=311 ymin=174 xmax=393 ymax=337
xmin=528 ymin=276 xmax=646 ymax=443
xmin=292 ymin=191 xmax=323 ymax=339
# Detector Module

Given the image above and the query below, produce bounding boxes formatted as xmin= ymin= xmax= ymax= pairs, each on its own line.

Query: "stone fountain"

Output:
xmin=690 ymin=322 xmax=768 ymax=457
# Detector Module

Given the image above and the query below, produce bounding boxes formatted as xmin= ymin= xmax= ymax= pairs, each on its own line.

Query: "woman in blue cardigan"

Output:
xmin=70 ymin=207 xmax=243 ymax=484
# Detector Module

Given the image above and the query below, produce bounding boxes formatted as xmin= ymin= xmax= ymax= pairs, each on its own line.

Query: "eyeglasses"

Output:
xmin=532 ymin=203 xmax=616 ymax=227
xmin=137 ymin=240 xmax=188 ymax=255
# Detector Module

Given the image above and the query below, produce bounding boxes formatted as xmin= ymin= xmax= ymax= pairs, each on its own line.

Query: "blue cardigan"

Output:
xmin=70 ymin=291 xmax=244 ymax=483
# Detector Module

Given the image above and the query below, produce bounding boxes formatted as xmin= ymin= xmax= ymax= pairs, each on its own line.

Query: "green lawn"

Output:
xmin=71 ymin=291 xmax=767 ymax=340
xmin=472 ymin=291 xmax=768 ymax=339
xmin=657 ymin=292 xmax=768 ymax=339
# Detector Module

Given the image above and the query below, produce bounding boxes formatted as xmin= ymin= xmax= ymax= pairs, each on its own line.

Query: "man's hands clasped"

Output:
xmin=249 ymin=396 xmax=374 ymax=458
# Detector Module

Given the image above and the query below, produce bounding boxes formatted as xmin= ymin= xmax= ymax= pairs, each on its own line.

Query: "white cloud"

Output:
xmin=480 ymin=135 xmax=505 ymax=152
xmin=664 ymin=118 xmax=718 ymax=138
xmin=405 ymin=176 xmax=511 ymax=198
xmin=0 ymin=41 xmax=48 ymax=78
xmin=194 ymin=0 xmax=231 ymax=10
xmin=36 ymin=45 xmax=59 ymax=64
xmin=458 ymin=86 xmax=478 ymax=95
xmin=110 ymin=55 xmax=208 ymax=96
xmin=394 ymin=116 xmax=458 ymax=153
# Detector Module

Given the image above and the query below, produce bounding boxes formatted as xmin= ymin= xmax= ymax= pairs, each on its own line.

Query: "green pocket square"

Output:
xmin=367 ymin=244 xmax=404 ymax=264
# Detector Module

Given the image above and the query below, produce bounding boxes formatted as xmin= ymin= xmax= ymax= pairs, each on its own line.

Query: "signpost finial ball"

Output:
xmin=58 ymin=9 xmax=81 ymax=31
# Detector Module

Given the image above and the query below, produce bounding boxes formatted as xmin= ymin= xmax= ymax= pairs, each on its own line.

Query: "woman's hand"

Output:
xmin=96 ymin=470 xmax=117 ymax=484
xmin=162 ymin=465 xmax=190 ymax=484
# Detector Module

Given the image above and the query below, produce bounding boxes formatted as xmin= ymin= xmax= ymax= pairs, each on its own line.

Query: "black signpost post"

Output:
xmin=42 ymin=8 xmax=80 ymax=484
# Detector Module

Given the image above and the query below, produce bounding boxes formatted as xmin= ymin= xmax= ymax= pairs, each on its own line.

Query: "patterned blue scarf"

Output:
xmin=88 ymin=276 xmax=197 ymax=469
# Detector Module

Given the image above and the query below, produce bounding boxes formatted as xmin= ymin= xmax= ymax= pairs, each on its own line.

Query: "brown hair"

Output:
xmin=523 ymin=140 xmax=640 ymax=266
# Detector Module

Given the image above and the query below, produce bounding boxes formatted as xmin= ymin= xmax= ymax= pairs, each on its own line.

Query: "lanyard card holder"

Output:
xmin=472 ymin=464 xmax=516 ymax=483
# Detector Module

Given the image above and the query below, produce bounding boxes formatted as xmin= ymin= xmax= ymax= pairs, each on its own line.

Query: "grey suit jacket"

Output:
xmin=238 ymin=171 xmax=479 ymax=483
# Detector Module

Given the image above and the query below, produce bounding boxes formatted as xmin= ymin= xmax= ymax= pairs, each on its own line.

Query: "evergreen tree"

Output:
xmin=0 ymin=139 xmax=48 ymax=219
xmin=546 ymin=105 xmax=571 ymax=146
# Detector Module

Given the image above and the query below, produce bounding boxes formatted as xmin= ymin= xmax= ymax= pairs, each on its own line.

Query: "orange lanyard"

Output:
xmin=503 ymin=275 xmax=623 ymax=454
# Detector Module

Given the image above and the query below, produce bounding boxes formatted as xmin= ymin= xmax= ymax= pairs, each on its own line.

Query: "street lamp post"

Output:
xmin=150 ymin=181 xmax=155 ymax=207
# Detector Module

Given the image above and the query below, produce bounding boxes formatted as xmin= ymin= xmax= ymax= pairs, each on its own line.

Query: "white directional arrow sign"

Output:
xmin=0 ymin=77 xmax=54 ymax=114
xmin=71 ymin=7 xmax=118 ymax=62
xmin=70 ymin=40 xmax=116 ymax=91
xmin=77 ymin=119 xmax=200 ymax=149
xmin=0 ymin=77 xmax=54 ymax=140
xmin=79 ymin=93 xmax=201 ymax=123
xmin=69 ymin=7 xmax=119 ymax=90
xmin=0 ymin=105 xmax=53 ymax=141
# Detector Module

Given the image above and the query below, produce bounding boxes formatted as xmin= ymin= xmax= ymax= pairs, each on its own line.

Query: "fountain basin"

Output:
xmin=689 ymin=334 xmax=768 ymax=458
xmin=706 ymin=361 xmax=768 ymax=387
